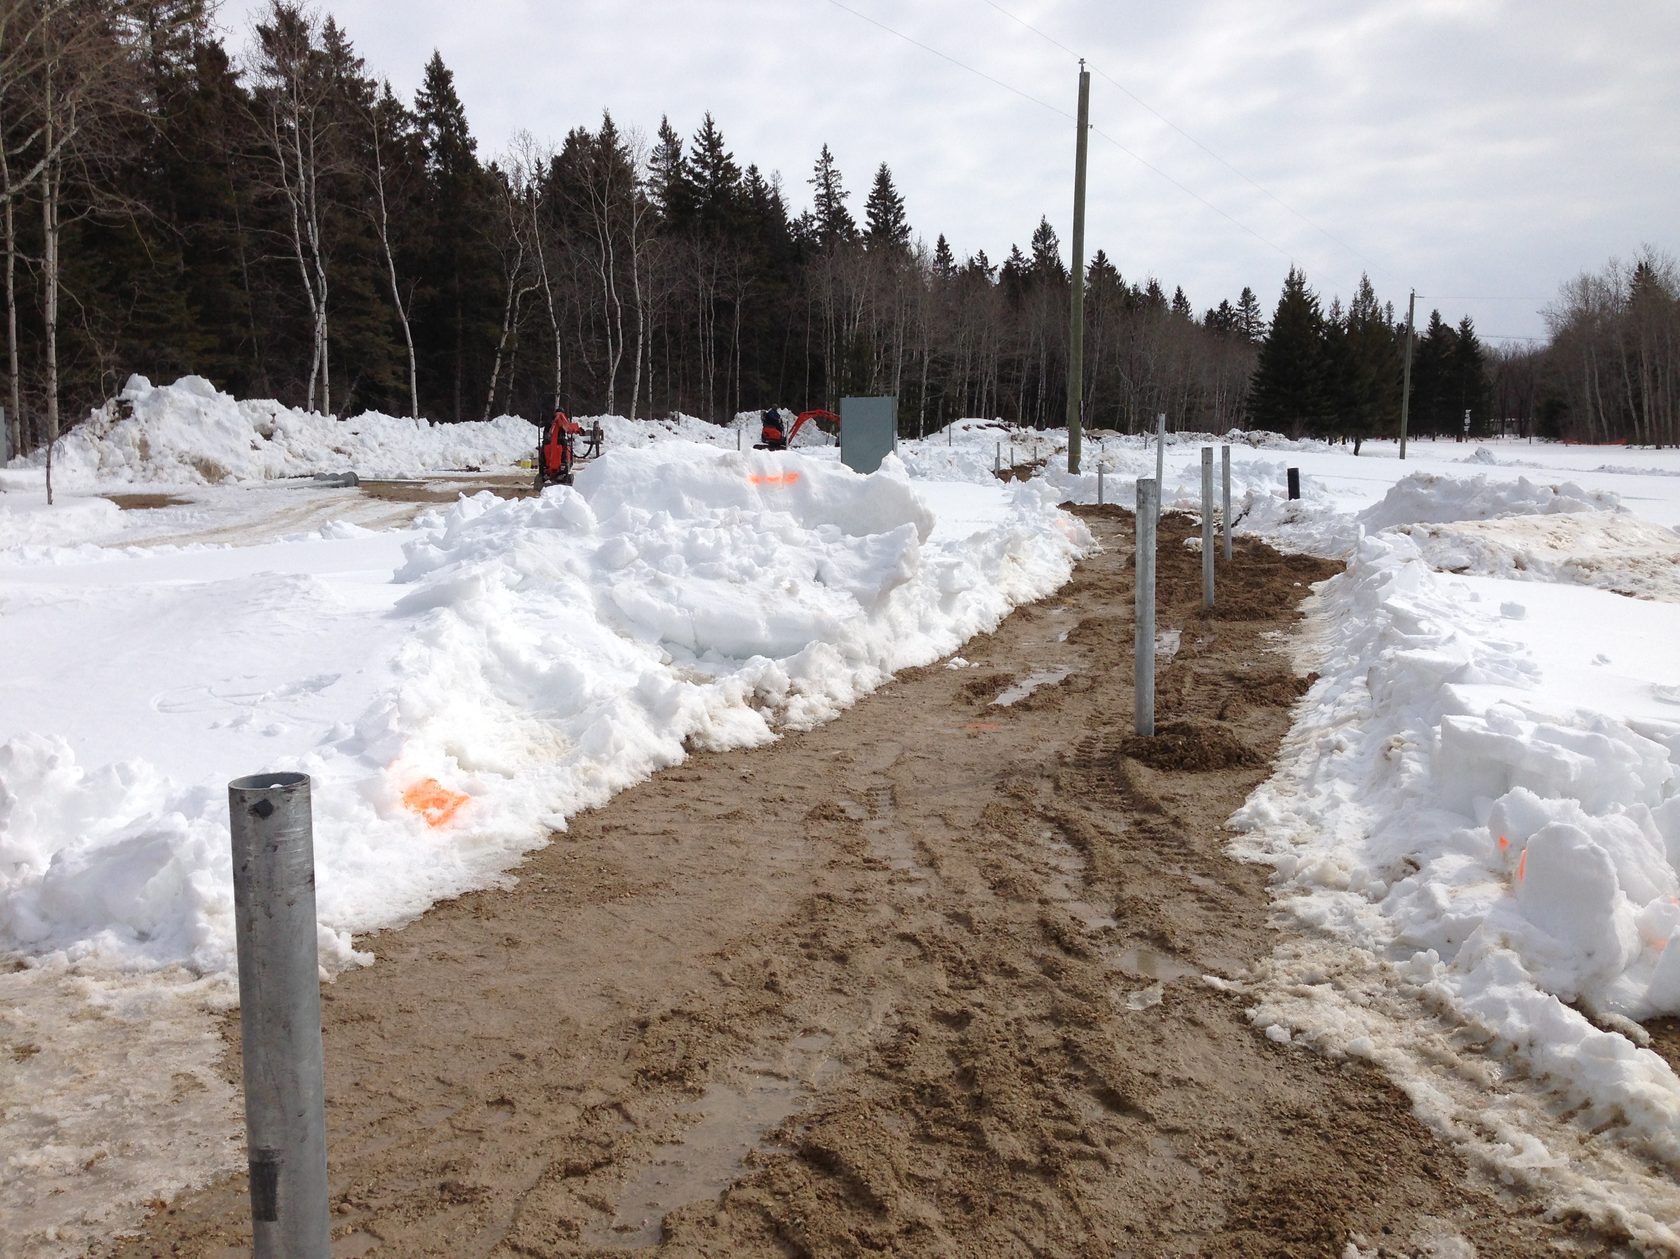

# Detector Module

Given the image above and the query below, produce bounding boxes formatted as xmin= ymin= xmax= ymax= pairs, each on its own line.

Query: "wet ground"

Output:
xmin=103 ymin=510 xmax=1623 ymax=1257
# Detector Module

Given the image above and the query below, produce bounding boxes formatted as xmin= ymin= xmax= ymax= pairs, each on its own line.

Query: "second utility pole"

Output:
xmin=1399 ymin=288 xmax=1416 ymax=460
xmin=1066 ymin=60 xmax=1090 ymax=475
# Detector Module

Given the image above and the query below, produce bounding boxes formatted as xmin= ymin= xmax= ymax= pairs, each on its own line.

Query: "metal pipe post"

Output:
xmin=1154 ymin=413 xmax=1166 ymax=525
xmin=229 ymin=772 xmax=331 ymax=1259
xmin=1200 ymin=447 xmax=1215 ymax=611
xmin=995 ymin=441 xmax=1001 ymax=473
xmin=1221 ymin=444 xmax=1233 ymax=561
xmin=1134 ymin=477 xmax=1158 ymax=736
xmin=1097 ymin=461 xmax=1105 ymax=506
xmin=736 ymin=426 xmax=742 ymax=451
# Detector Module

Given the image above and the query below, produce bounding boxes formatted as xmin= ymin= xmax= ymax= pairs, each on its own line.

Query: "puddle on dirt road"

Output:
xmin=992 ymin=667 xmax=1072 ymax=706
xmin=590 ymin=1032 xmax=842 ymax=1249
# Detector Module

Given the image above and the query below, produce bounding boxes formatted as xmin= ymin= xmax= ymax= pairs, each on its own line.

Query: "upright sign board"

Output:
xmin=839 ymin=396 xmax=896 ymax=475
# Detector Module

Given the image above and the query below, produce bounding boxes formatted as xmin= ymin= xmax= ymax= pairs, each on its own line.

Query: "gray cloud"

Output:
xmin=220 ymin=0 xmax=1679 ymax=340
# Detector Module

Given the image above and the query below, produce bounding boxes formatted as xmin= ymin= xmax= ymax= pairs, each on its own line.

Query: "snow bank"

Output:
xmin=0 ymin=444 xmax=1088 ymax=977
xmin=1355 ymin=471 xmax=1620 ymax=533
xmin=28 ymin=375 xmax=538 ymax=485
xmin=1405 ymin=513 xmax=1680 ymax=602
xmin=0 ymin=472 xmax=123 ymax=551
xmin=1234 ymin=530 xmax=1680 ymax=1168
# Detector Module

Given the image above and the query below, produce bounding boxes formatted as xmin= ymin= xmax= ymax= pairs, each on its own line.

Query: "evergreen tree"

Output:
xmin=1450 ymin=316 xmax=1489 ymax=434
xmin=685 ymin=112 xmax=741 ymax=232
xmin=1235 ymin=285 xmax=1265 ymax=342
xmin=1028 ymin=217 xmax=1066 ymax=283
xmin=932 ymin=233 xmax=956 ymax=280
xmin=1248 ymin=266 xmax=1326 ymax=437
xmin=807 ymin=144 xmax=855 ymax=248
xmin=1339 ymin=273 xmax=1400 ymax=449
xmin=413 ymin=50 xmax=495 ymax=420
xmin=1170 ymin=285 xmax=1192 ymax=321
xmin=1203 ymin=299 xmax=1237 ymax=336
xmin=1412 ymin=309 xmax=1453 ymax=434
xmin=647 ymin=115 xmax=692 ymax=227
xmin=863 ymin=162 xmax=910 ymax=254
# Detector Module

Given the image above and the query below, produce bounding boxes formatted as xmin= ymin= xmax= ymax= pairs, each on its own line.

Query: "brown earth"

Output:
xmin=357 ymin=473 xmax=540 ymax=504
xmin=104 ymin=493 xmax=192 ymax=510
xmin=105 ymin=509 xmax=1621 ymax=1258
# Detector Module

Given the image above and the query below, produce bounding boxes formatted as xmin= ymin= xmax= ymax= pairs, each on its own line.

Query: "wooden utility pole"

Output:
xmin=1399 ymin=289 xmax=1416 ymax=459
xmin=1066 ymin=60 xmax=1090 ymax=474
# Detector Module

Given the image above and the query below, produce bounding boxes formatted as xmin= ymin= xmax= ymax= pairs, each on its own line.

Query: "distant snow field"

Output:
xmin=5 ymin=377 xmax=1680 ymax=1252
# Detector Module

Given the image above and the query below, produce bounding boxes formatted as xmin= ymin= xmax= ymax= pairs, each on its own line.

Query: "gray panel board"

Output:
xmin=840 ymin=396 xmax=896 ymax=475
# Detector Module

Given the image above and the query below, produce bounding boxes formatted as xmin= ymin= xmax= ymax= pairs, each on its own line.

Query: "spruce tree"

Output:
xmin=1412 ymin=309 xmax=1453 ymax=434
xmin=1450 ymin=316 xmax=1489 ymax=434
xmin=647 ymin=116 xmax=692 ymax=227
xmin=413 ymin=51 xmax=494 ymax=420
xmin=863 ymin=162 xmax=910 ymax=254
xmin=932 ymin=233 xmax=956 ymax=280
xmin=1028 ymin=217 xmax=1066 ymax=283
xmin=1248 ymin=266 xmax=1326 ymax=437
xmin=1235 ymin=286 xmax=1265 ymax=342
xmin=808 ymin=144 xmax=855 ymax=248
xmin=685 ymin=112 xmax=741 ymax=233
xmin=1170 ymin=286 xmax=1193 ymax=321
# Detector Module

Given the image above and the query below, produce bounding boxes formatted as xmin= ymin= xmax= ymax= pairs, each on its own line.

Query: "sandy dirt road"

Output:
xmin=107 ymin=509 xmax=1617 ymax=1258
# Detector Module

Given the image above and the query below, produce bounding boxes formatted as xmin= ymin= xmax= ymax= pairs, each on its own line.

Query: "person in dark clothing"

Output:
xmin=760 ymin=407 xmax=787 ymax=451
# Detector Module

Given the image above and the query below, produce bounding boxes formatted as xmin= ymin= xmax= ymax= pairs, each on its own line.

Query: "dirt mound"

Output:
xmin=1119 ymin=719 xmax=1264 ymax=771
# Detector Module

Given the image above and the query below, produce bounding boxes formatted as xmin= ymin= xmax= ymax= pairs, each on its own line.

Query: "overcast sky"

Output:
xmin=217 ymin=0 xmax=1680 ymax=342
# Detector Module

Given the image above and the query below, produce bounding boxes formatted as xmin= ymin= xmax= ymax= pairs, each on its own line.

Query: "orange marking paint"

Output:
xmin=1516 ymin=847 xmax=1528 ymax=884
xmin=403 ymin=777 xmax=469 ymax=827
xmin=1497 ymin=834 xmax=1510 ymax=852
xmin=749 ymin=471 xmax=802 ymax=487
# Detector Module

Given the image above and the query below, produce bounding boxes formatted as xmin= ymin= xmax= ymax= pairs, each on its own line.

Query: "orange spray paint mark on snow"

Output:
xmin=403 ymin=777 xmax=469 ymax=827
xmin=1497 ymin=834 xmax=1510 ymax=853
xmin=749 ymin=471 xmax=802 ymax=487
xmin=1516 ymin=847 xmax=1528 ymax=885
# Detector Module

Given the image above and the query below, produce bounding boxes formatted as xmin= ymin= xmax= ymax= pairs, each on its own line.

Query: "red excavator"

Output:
xmin=757 ymin=407 xmax=839 ymax=450
xmin=534 ymin=411 xmax=603 ymax=490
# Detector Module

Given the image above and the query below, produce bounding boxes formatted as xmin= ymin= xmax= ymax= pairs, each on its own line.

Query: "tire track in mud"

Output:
xmin=108 ymin=508 xmax=1621 ymax=1258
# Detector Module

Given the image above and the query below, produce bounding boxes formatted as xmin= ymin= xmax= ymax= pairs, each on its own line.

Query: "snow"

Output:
xmin=9 ymin=378 xmax=1680 ymax=1250
xmin=1 ymin=444 xmax=1085 ymax=979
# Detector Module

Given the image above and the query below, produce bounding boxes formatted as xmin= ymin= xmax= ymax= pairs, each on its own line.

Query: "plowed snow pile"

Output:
xmin=0 ymin=444 xmax=1087 ymax=976
xmin=14 ymin=375 xmax=755 ymax=487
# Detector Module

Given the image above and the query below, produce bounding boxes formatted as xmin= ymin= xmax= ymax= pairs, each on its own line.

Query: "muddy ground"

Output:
xmin=106 ymin=509 xmax=1621 ymax=1258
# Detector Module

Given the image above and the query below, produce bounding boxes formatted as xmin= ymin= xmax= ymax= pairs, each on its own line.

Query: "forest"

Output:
xmin=2 ymin=0 xmax=1676 ymax=455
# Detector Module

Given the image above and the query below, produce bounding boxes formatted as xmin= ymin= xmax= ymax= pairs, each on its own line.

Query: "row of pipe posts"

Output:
xmin=1134 ymin=422 xmax=1235 ymax=738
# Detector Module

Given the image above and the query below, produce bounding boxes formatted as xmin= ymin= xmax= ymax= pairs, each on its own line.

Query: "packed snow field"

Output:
xmin=4 ymin=376 xmax=1680 ymax=1251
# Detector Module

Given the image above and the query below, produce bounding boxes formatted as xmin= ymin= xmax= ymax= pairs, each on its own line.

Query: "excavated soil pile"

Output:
xmin=1119 ymin=720 xmax=1261 ymax=772
xmin=107 ymin=506 xmax=1619 ymax=1258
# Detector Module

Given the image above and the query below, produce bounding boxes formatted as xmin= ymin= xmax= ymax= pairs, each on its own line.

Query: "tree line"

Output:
xmin=2 ymin=0 xmax=1674 ymax=458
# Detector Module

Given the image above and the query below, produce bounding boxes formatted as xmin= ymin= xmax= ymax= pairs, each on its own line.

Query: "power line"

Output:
xmin=823 ymin=0 xmax=1070 ymax=120
xmin=1086 ymin=124 xmax=1294 ymax=264
xmin=1416 ymin=294 xmax=1550 ymax=303
xmin=979 ymin=0 xmax=1393 ymax=284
